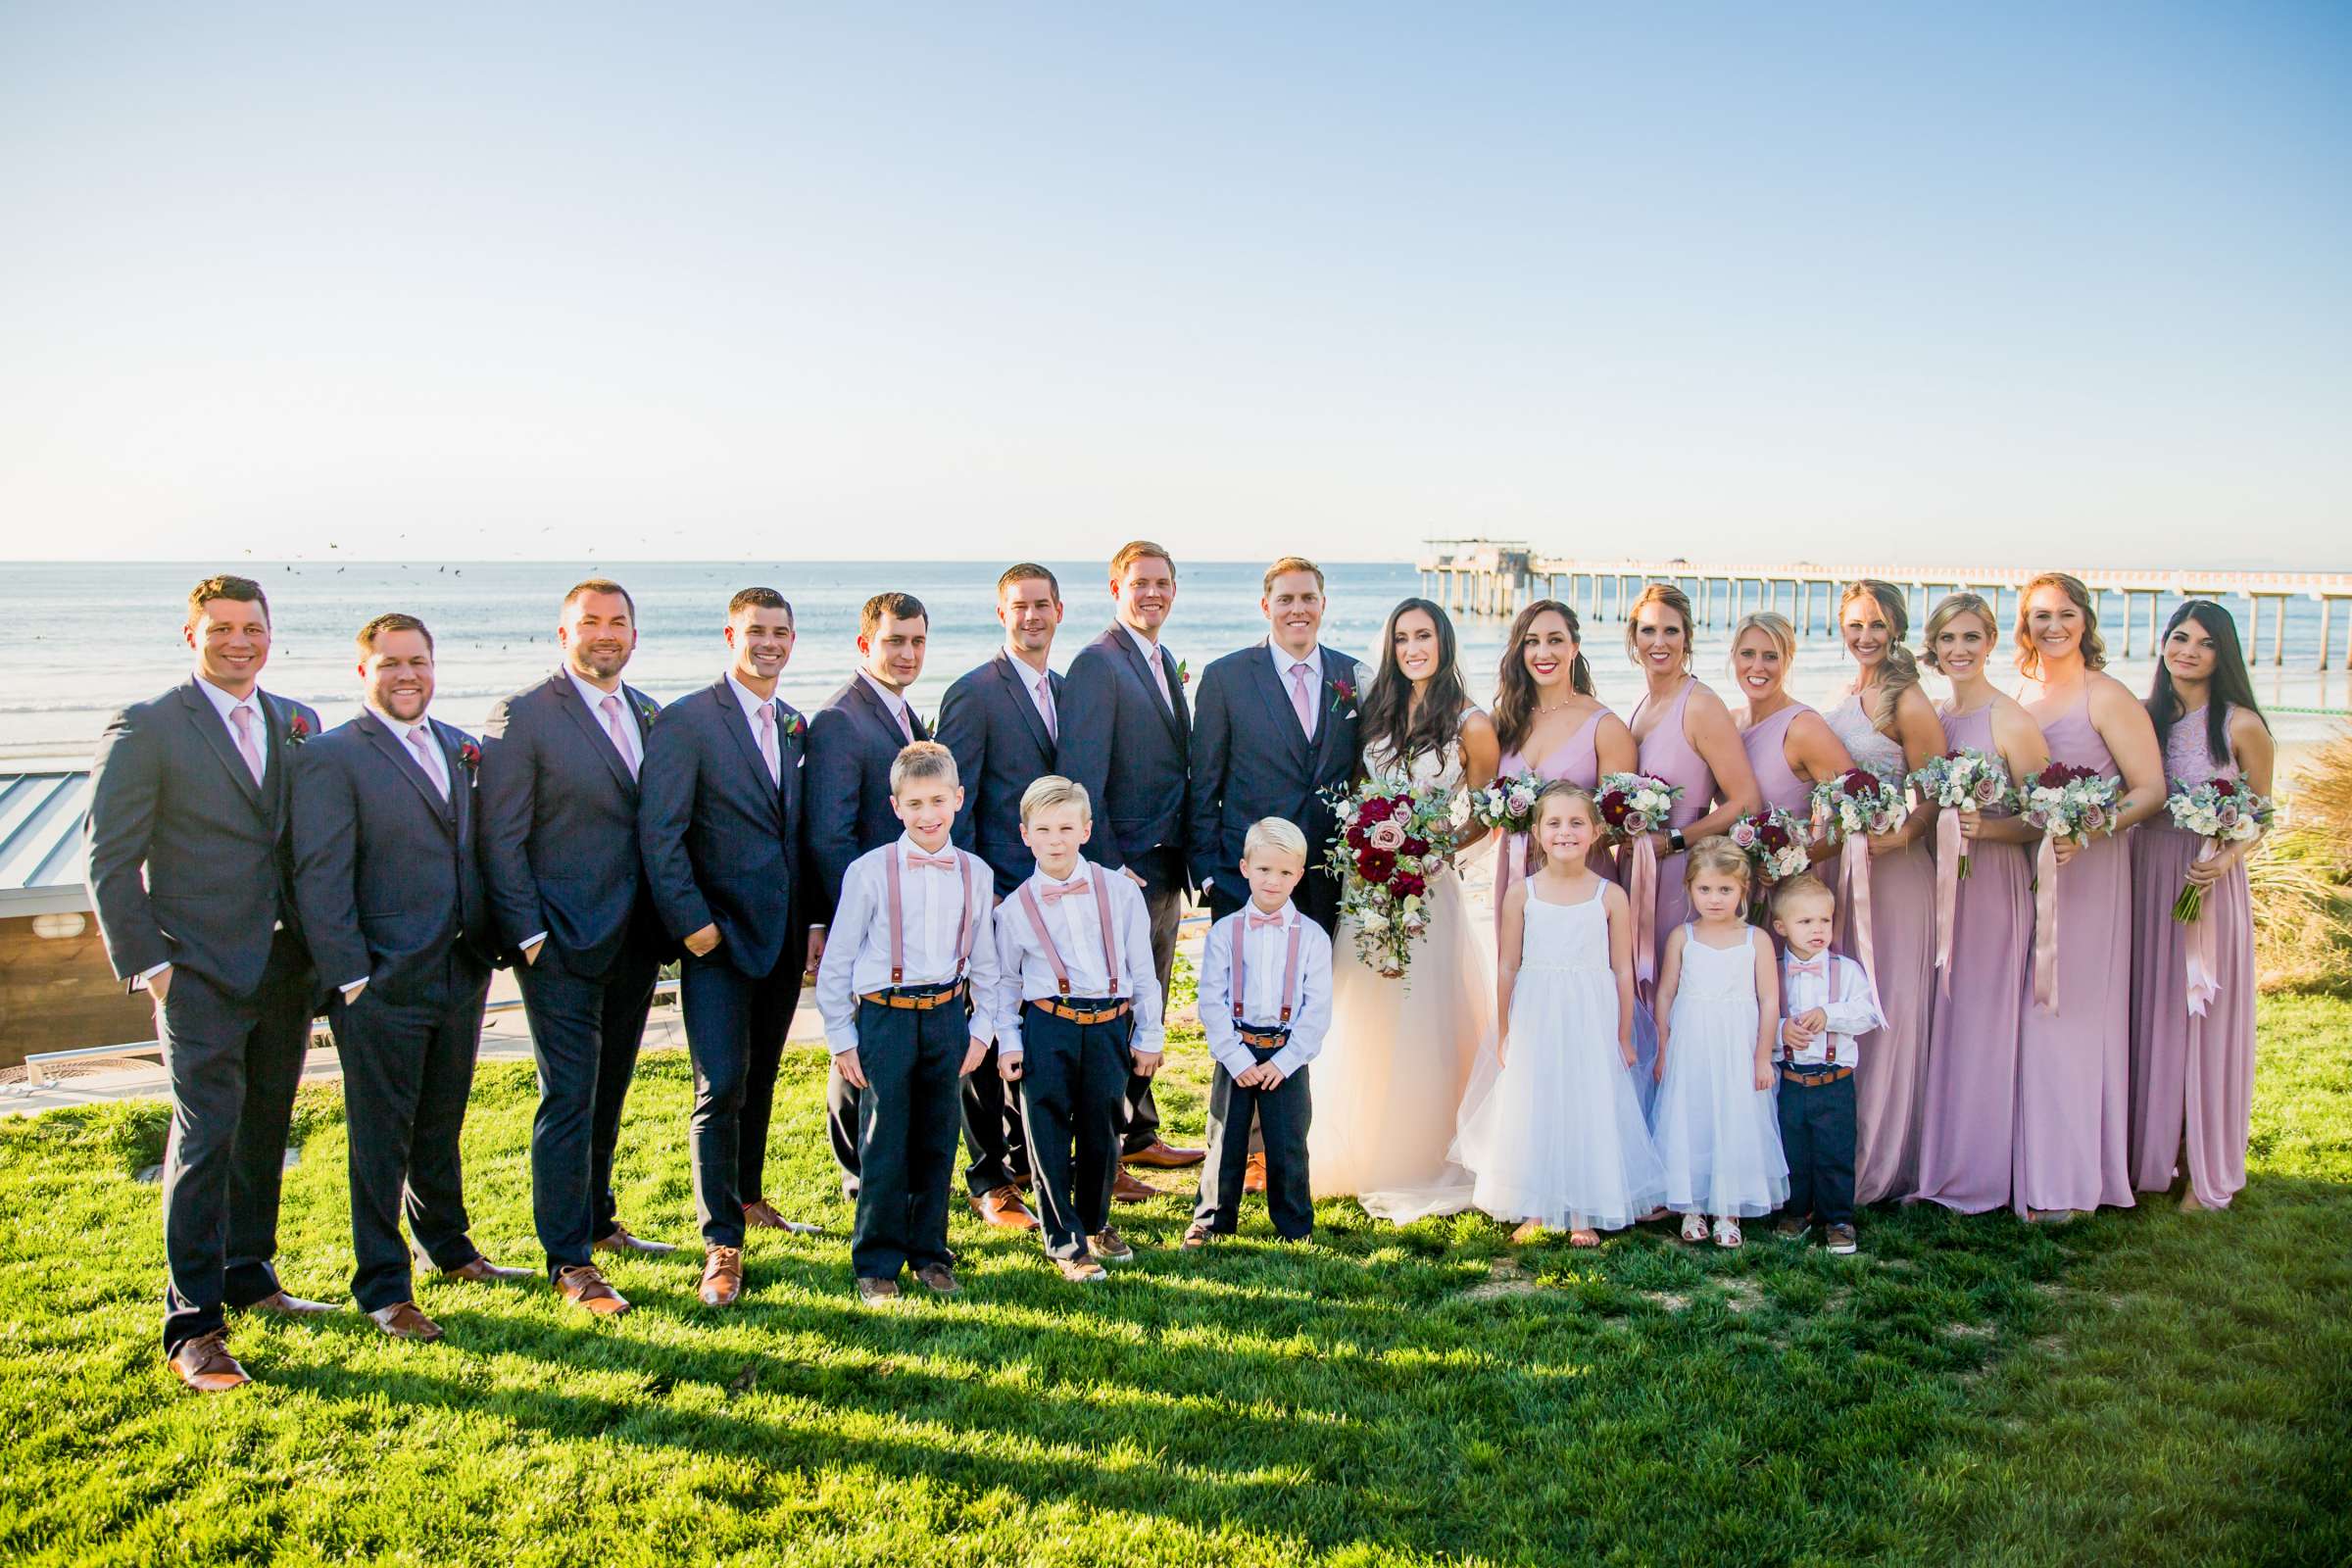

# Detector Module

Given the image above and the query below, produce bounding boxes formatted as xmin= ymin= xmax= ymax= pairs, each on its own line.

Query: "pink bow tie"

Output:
xmin=906 ymin=850 xmax=958 ymax=871
xmin=1248 ymin=909 xmax=1287 ymax=928
xmin=1788 ymin=956 xmax=1828 ymax=976
xmin=1038 ymin=877 xmax=1091 ymax=905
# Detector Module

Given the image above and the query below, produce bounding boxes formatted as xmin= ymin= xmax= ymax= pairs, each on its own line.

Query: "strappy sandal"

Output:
xmin=1681 ymin=1212 xmax=1708 ymax=1244
xmin=1712 ymin=1217 xmax=1742 ymax=1249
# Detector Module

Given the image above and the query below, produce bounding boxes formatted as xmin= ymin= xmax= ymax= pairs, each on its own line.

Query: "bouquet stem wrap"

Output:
xmin=2033 ymin=832 xmax=2061 ymax=1014
xmin=1837 ymin=833 xmax=1877 ymax=993
xmin=1628 ymin=835 xmax=1659 ymax=993
xmin=1934 ymin=808 xmax=1964 ymax=994
xmin=2183 ymin=841 xmax=2220 ymax=1018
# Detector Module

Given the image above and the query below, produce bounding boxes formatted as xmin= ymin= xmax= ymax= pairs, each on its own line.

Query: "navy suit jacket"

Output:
xmin=1187 ymin=641 xmax=1362 ymax=892
xmin=937 ymin=651 xmax=1063 ymax=897
xmin=637 ymin=678 xmax=809 ymax=979
xmin=805 ymin=676 xmax=927 ymax=915
xmin=290 ymin=711 xmax=496 ymax=1009
xmin=1055 ymin=625 xmax=1189 ymax=878
xmin=84 ymin=678 xmax=321 ymax=999
xmin=476 ymin=669 xmax=662 ymax=973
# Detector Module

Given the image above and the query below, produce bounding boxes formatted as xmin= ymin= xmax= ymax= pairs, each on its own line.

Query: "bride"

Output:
xmin=1309 ymin=597 xmax=1501 ymax=1221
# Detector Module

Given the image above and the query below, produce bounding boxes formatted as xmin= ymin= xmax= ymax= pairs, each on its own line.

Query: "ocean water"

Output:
xmin=7 ymin=561 xmax=2346 ymax=761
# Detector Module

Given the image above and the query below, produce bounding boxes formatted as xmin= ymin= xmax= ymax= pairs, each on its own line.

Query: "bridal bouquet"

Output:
xmin=2165 ymin=776 xmax=2272 ymax=922
xmin=1727 ymin=807 xmax=1812 ymax=920
xmin=1594 ymin=771 xmax=1683 ymax=846
xmin=1324 ymin=777 xmax=1458 ymax=980
xmin=1810 ymin=767 xmax=1912 ymax=843
xmin=1468 ymin=770 xmax=1544 ymax=836
xmin=1908 ymin=748 xmax=2010 ymax=878
xmin=2017 ymin=762 xmax=2122 ymax=846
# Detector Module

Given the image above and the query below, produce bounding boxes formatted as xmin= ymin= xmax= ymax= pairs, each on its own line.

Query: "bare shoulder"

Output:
xmin=1456 ymin=707 xmax=1497 ymax=742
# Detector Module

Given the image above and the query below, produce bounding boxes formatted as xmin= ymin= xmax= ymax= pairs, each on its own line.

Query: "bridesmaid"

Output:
xmin=2012 ymin=571 xmax=2165 ymax=1221
xmin=1625 ymin=582 xmax=1763 ymax=981
xmin=1913 ymin=592 xmax=2049 ymax=1215
xmin=1731 ymin=611 xmax=1854 ymax=865
xmin=1490 ymin=599 xmax=1637 ymax=924
xmin=1828 ymin=580 xmax=1944 ymax=1205
xmin=2130 ymin=601 xmax=2272 ymax=1211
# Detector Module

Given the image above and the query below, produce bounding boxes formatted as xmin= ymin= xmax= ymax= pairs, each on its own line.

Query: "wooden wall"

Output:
xmin=0 ymin=913 xmax=154 ymax=1069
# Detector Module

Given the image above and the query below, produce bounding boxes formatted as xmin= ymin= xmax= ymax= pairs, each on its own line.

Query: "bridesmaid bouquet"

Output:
xmin=2017 ymin=762 xmax=2122 ymax=846
xmin=2165 ymin=776 xmax=2273 ymax=922
xmin=1810 ymin=767 xmax=1912 ymax=843
xmin=1468 ymin=770 xmax=1544 ymax=835
xmin=1325 ymin=778 xmax=1459 ymax=980
xmin=1727 ymin=807 xmax=1812 ymax=920
xmin=1594 ymin=771 xmax=1683 ymax=845
xmin=1908 ymin=748 xmax=2010 ymax=878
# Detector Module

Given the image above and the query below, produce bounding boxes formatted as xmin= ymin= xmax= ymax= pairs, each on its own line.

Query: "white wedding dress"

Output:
xmin=1308 ymin=729 xmax=1499 ymax=1222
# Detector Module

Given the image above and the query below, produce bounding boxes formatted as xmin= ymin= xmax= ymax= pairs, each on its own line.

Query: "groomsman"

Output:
xmin=639 ymin=588 xmax=817 ymax=1308
xmin=86 ymin=575 xmax=332 ymax=1391
xmin=1188 ymin=557 xmax=1359 ymax=933
xmin=476 ymin=578 xmax=671 ymax=1320
xmin=292 ymin=614 xmax=520 ymax=1345
xmin=1057 ymin=541 xmax=1202 ymax=1173
xmin=935 ymin=564 xmax=1066 ymax=1227
xmin=807 ymin=591 xmax=932 ymax=1197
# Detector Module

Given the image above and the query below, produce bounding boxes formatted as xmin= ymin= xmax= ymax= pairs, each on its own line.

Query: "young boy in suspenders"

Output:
xmin=1185 ymin=818 xmax=1333 ymax=1248
xmin=1767 ymin=875 xmax=1884 ymax=1256
xmin=813 ymin=742 xmax=1002 ymax=1302
xmin=988 ymin=775 xmax=1164 ymax=1282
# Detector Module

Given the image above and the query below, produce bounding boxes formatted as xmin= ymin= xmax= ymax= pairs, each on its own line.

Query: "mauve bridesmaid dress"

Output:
xmin=1740 ymin=703 xmax=1816 ymax=818
xmin=1629 ymin=677 xmax=1721 ymax=975
xmin=1826 ymin=692 xmax=1937 ymax=1204
xmin=1913 ymin=704 xmax=2034 ymax=1214
xmin=2128 ymin=706 xmax=2256 ymax=1208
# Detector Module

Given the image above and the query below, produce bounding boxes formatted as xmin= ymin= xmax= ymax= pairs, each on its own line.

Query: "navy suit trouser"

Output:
xmin=518 ymin=941 xmax=660 ymax=1276
xmin=1015 ymin=1003 xmax=1133 ymax=1260
xmin=1194 ymin=1046 xmax=1313 ymax=1240
xmin=848 ymin=995 xmax=965 ymax=1279
xmin=680 ymin=950 xmax=806 ymax=1250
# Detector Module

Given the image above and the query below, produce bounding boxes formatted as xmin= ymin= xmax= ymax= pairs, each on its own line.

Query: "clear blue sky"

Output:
xmin=2 ymin=3 xmax=2346 ymax=567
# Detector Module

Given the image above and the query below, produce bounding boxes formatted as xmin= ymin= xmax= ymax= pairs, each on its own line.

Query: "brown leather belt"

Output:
xmin=858 ymin=979 xmax=967 ymax=1011
xmin=1780 ymin=1064 xmax=1853 ymax=1085
xmin=1030 ymin=997 xmax=1132 ymax=1025
xmin=1237 ymin=1028 xmax=1292 ymax=1050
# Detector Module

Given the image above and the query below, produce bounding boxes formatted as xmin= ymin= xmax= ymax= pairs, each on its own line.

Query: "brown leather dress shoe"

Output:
xmin=1089 ymin=1227 xmax=1137 ymax=1263
xmin=440 ymin=1256 xmax=534 ymax=1284
xmin=970 ymin=1185 xmax=1040 ymax=1230
xmin=855 ymin=1276 xmax=900 ymax=1304
xmin=243 ymin=1289 xmax=337 ymax=1317
xmin=1181 ymin=1223 xmax=1217 ymax=1250
xmin=1122 ymin=1140 xmax=1205 ymax=1170
xmin=742 ymin=1199 xmax=789 ymax=1230
xmin=1054 ymin=1255 xmax=1108 ymax=1283
xmin=555 ymin=1264 xmax=631 ymax=1316
xmin=1112 ymin=1169 xmax=1160 ymax=1203
xmin=1243 ymin=1152 xmax=1268 ymax=1194
xmin=701 ymin=1247 xmax=744 ymax=1306
xmin=593 ymin=1223 xmax=679 ymax=1255
xmin=367 ymin=1301 xmax=444 ymax=1342
xmin=911 ymin=1262 xmax=959 ymax=1296
xmin=168 ymin=1330 xmax=251 ymax=1393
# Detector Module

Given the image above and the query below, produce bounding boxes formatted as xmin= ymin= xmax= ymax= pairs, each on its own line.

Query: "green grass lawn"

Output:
xmin=3 ymin=1001 xmax=2347 ymax=1566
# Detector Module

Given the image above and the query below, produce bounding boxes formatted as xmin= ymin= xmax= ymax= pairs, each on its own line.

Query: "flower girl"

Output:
xmin=1454 ymin=782 xmax=1665 ymax=1248
xmin=1651 ymin=836 xmax=1789 ymax=1248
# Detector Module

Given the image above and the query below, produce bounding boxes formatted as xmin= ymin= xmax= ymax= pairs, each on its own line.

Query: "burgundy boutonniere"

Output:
xmin=1328 ymin=676 xmax=1358 ymax=720
xmin=1175 ymin=659 xmax=1191 ymax=687
xmin=781 ymin=711 xmax=806 ymax=742
xmin=285 ymin=712 xmax=311 ymax=747
xmin=458 ymin=741 xmax=481 ymax=777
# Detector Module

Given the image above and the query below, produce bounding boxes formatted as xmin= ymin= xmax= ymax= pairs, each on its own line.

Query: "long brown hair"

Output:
xmin=1357 ymin=597 xmax=1469 ymax=780
xmin=1493 ymin=600 xmax=1596 ymax=754
xmin=1838 ymin=578 xmax=1922 ymax=737
xmin=2014 ymin=570 xmax=2107 ymax=678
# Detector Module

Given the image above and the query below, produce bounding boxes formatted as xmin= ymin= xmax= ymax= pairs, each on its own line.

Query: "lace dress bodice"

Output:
xmin=2165 ymin=704 xmax=2239 ymax=790
xmin=1828 ymin=691 xmax=1909 ymax=781
xmin=1362 ymin=731 xmax=1469 ymax=798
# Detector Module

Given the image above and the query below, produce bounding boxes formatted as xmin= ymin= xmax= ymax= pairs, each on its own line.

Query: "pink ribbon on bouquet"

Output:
xmin=1837 ymin=833 xmax=1878 ymax=994
xmin=1933 ymin=807 xmax=1964 ymax=995
xmin=2184 ymin=841 xmax=2221 ymax=1017
xmin=1628 ymin=833 xmax=1660 ymax=994
xmin=2032 ymin=831 xmax=2061 ymax=1014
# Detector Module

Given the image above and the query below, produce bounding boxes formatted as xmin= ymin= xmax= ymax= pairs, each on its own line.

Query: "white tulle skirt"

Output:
xmin=1651 ymin=997 xmax=1789 ymax=1218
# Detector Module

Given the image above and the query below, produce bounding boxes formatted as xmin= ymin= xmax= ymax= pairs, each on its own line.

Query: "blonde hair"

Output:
xmin=1838 ymin=579 xmax=1922 ymax=737
xmin=888 ymin=740 xmax=958 ymax=795
xmin=1920 ymin=592 xmax=1998 ymax=674
xmin=1018 ymin=774 xmax=1091 ymax=824
xmin=1682 ymin=834 xmax=1750 ymax=889
xmin=1770 ymin=872 xmax=1836 ymax=920
xmin=1262 ymin=556 xmax=1325 ymax=594
xmin=1624 ymin=581 xmax=1696 ymax=669
xmin=2014 ymin=570 xmax=2108 ymax=677
xmin=1531 ymin=781 xmax=1598 ymax=869
xmin=1243 ymin=816 xmax=1309 ymax=862
xmin=1109 ymin=540 xmax=1175 ymax=582
xmin=1730 ymin=611 xmax=1795 ymax=682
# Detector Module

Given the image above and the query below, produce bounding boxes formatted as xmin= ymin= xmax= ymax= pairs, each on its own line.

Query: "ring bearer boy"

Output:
xmin=813 ymin=742 xmax=1002 ymax=1303
xmin=1184 ymin=818 xmax=1332 ymax=1248
xmin=1768 ymin=875 xmax=1885 ymax=1256
xmin=988 ymin=777 xmax=1163 ymax=1283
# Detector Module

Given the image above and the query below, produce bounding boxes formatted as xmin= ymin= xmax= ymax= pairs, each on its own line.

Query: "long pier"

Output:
xmin=1414 ymin=539 xmax=2352 ymax=668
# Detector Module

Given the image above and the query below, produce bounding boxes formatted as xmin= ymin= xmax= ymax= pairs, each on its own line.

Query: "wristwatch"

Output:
xmin=1668 ymin=827 xmax=1688 ymax=855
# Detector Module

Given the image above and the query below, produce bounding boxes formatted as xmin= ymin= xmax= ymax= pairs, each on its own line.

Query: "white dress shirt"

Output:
xmin=1123 ymin=623 xmax=1175 ymax=711
xmin=1009 ymin=649 xmax=1057 ymax=739
xmin=1198 ymin=901 xmax=1335 ymax=1081
xmin=372 ymin=706 xmax=452 ymax=799
xmin=725 ymin=672 xmax=785 ymax=784
xmin=989 ymin=858 xmax=1165 ymax=1063
xmin=1778 ymin=949 xmax=1885 ymax=1066
xmin=567 ymin=665 xmax=643 ymax=774
xmin=814 ymin=836 xmax=999 ymax=1055
xmin=193 ymin=672 xmax=270 ymax=782
xmin=859 ymin=670 xmax=916 ymax=739
xmin=1270 ymin=641 xmax=1323 ymax=740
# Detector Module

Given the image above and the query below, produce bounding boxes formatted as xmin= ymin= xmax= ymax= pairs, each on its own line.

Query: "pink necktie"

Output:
xmin=227 ymin=706 xmax=265 ymax=787
xmin=600 ymin=694 xmax=638 ymax=779
xmin=907 ymin=850 xmax=957 ymax=871
xmin=893 ymin=701 xmax=915 ymax=744
xmin=755 ymin=703 xmax=780 ymax=784
xmin=408 ymin=726 xmax=449 ymax=800
xmin=1038 ymin=876 xmax=1091 ymax=905
xmin=1037 ymin=675 xmax=1057 ymax=742
xmin=1289 ymin=662 xmax=1316 ymax=737
xmin=1248 ymin=909 xmax=1286 ymax=928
